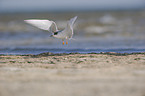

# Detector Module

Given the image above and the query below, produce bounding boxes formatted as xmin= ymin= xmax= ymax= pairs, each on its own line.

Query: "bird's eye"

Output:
xmin=54 ymin=32 xmax=58 ymax=35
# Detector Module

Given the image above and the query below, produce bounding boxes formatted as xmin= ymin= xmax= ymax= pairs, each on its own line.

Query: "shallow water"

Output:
xmin=0 ymin=11 xmax=145 ymax=55
xmin=0 ymin=48 xmax=145 ymax=55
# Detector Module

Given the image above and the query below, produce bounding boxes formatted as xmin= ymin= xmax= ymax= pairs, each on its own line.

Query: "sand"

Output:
xmin=0 ymin=53 xmax=145 ymax=96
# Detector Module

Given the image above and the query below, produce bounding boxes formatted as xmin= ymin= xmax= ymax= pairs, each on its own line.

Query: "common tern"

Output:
xmin=24 ymin=16 xmax=77 ymax=45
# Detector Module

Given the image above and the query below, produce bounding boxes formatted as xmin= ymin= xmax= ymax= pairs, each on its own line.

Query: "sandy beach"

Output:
xmin=0 ymin=53 xmax=145 ymax=96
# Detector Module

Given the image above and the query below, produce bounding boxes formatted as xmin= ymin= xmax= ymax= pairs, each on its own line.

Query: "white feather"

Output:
xmin=24 ymin=16 xmax=78 ymax=41
xmin=24 ymin=19 xmax=58 ymax=32
xmin=69 ymin=16 xmax=78 ymax=28
xmin=63 ymin=16 xmax=78 ymax=39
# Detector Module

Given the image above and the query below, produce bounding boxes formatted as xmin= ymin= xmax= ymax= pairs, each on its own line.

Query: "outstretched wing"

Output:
xmin=69 ymin=16 xmax=78 ymax=29
xmin=64 ymin=16 xmax=77 ymax=38
xmin=24 ymin=19 xmax=58 ymax=32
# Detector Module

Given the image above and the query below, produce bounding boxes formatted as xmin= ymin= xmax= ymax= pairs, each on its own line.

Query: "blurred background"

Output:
xmin=0 ymin=0 xmax=145 ymax=54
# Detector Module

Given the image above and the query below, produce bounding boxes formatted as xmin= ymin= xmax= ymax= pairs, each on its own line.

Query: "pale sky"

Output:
xmin=0 ymin=0 xmax=145 ymax=12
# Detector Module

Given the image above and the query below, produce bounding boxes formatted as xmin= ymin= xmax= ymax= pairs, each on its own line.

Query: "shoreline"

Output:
xmin=0 ymin=52 xmax=145 ymax=56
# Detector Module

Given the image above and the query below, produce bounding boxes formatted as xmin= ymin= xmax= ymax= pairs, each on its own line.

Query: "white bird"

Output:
xmin=24 ymin=16 xmax=77 ymax=45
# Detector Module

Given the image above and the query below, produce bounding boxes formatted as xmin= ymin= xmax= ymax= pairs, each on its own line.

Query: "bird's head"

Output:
xmin=50 ymin=31 xmax=59 ymax=37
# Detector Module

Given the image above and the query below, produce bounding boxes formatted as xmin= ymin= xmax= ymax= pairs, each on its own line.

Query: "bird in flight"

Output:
xmin=24 ymin=16 xmax=77 ymax=45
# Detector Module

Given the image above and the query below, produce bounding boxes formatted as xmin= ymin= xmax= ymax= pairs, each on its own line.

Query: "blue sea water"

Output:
xmin=0 ymin=48 xmax=145 ymax=55
xmin=0 ymin=11 xmax=145 ymax=55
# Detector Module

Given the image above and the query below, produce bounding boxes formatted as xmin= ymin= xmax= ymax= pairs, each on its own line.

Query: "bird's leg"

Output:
xmin=62 ymin=40 xmax=65 ymax=45
xmin=66 ymin=39 xmax=68 ymax=45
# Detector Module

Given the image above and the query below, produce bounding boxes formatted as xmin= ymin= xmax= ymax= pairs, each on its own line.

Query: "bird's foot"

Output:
xmin=63 ymin=41 xmax=65 ymax=45
xmin=66 ymin=41 xmax=68 ymax=45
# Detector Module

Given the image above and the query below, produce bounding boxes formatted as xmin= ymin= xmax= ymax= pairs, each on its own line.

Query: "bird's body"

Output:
xmin=24 ymin=16 xmax=77 ymax=45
